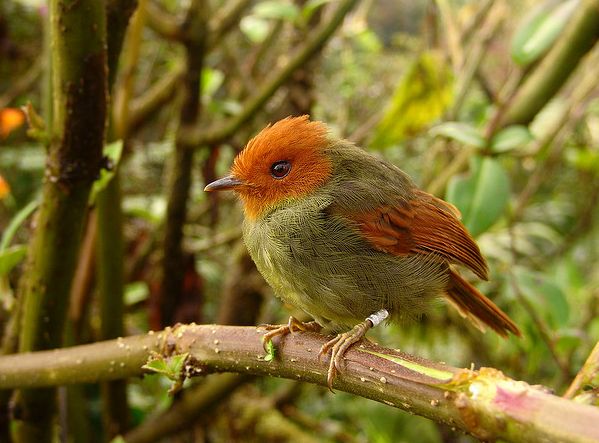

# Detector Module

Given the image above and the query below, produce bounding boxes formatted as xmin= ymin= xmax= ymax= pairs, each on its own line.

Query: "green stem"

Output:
xmin=95 ymin=1 xmax=139 ymax=437
xmin=14 ymin=0 xmax=107 ymax=440
xmin=96 ymin=176 xmax=129 ymax=437
xmin=498 ymin=0 xmax=599 ymax=128
xmin=564 ymin=340 xmax=599 ymax=399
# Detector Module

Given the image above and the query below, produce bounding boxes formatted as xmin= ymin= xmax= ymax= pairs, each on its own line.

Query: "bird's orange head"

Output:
xmin=205 ymin=116 xmax=333 ymax=219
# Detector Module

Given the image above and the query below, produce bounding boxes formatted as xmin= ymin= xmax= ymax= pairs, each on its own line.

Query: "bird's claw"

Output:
xmin=319 ymin=320 xmax=372 ymax=391
xmin=258 ymin=317 xmax=321 ymax=353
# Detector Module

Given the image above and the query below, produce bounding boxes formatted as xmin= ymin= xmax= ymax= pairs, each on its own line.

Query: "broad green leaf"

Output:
xmin=446 ymin=156 xmax=510 ymax=237
xmin=370 ymin=52 xmax=453 ymax=149
xmin=490 ymin=125 xmax=534 ymax=153
xmin=430 ymin=122 xmax=485 ymax=148
xmin=0 ymin=198 xmax=38 ymax=252
xmin=514 ymin=269 xmax=569 ymax=327
xmin=0 ymin=245 xmax=27 ymax=277
xmin=445 ymin=173 xmax=473 ymax=220
xmin=240 ymin=16 xmax=270 ymax=43
xmin=89 ymin=140 xmax=124 ymax=204
xmin=511 ymin=0 xmax=579 ymax=66
xmin=254 ymin=1 xmax=299 ymax=21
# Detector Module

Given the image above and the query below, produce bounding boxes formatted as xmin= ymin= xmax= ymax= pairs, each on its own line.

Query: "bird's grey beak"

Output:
xmin=204 ymin=175 xmax=244 ymax=192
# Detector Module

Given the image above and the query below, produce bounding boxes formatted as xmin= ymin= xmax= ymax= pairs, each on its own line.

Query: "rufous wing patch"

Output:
xmin=349 ymin=192 xmax=489 ymax=280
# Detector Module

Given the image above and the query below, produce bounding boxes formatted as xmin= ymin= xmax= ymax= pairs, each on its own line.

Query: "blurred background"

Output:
xmin=1 ymin=0 xmax=598 ymax=441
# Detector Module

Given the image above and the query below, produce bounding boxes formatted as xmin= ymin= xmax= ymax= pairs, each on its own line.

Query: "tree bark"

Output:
xmin=13 ymin=0 xmax=107 ymax=441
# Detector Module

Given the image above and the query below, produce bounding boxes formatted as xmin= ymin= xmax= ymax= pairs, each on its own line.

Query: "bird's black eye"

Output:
xmin=270 ymin=160 xmax=291 ymax=179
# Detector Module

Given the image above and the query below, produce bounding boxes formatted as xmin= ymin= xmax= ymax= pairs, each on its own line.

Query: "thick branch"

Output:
xmin=15 ymin=0 xmax=107 ymax=440
xmin=1 ymin=325 xmax=598 ymax=442
xmin=180 ymin=0 xmax=359 ymax=147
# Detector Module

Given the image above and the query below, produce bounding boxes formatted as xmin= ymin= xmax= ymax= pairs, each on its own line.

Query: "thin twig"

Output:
xmin=180 ymin=0 xmax=360 ymax=147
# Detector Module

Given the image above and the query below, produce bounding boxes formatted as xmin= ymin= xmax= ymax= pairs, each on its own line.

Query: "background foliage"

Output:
xmin=0 ymin=0 xmax=598 ymax=441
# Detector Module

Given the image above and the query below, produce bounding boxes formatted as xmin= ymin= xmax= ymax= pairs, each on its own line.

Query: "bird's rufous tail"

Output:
xmin=444 ymin=268 xmax=521 ymax=338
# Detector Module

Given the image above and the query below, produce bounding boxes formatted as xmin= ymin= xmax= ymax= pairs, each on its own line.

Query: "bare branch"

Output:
xmin=1 ymin=325 xmax=598 ymax=442
xmin=179 ymin=0 xmax=360 ymax=147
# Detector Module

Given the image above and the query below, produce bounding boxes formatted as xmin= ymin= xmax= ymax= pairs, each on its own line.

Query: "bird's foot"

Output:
xmin=259 ymin=316 xmax=322 ymax=352
xmin=319 ymin=309 xmax=389 ymax=390
xmin=319 ymin=321 xmax=372 ymax=390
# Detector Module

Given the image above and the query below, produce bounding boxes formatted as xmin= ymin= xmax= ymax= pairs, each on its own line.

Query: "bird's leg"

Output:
xmin=319 ymin=309 xmax=389 ymax=389
xmin=260 ymin=316 xmax=322 ymax=352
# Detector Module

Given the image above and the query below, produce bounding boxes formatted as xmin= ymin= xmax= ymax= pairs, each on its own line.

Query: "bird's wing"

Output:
xmin=341 ymin=189 xmax=489 ymax=280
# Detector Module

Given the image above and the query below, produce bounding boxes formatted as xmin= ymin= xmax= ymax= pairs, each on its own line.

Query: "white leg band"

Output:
xmin=366 ymin=309 xmax=389 ymax=327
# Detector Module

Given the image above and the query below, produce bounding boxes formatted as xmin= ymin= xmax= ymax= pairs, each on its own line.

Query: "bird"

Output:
xmin=205 ymin=115 xmax=520 ymax=388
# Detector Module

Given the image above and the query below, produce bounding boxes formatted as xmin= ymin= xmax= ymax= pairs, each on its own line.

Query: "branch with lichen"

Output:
xmin=0 ymin=325 xmax=598 ymax=443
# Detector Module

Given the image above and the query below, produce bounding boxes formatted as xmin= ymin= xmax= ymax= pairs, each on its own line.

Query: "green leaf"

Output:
xmin=142 ymin=358 xmax=170 ymax=376
xmin=0 ymin=198 xmax=39 ymax=252
xmin=446 ymin=156 xmax=510 ymax=236
xmin=370 ymin=51 xmax=453 ymax=149
xmin=514 ymin=269 xmax=569 ymax=327
xmin=254 ymin=1 xmax=299 ymax=21
xmin=0 ymin=245 xmax=27 ymax=277
xmin=89 ymin=140 xmax=124 ymax=204
xmin=142 ymin=353 xmax=189 ymax=381
xmin=240 ymin=16 xmax=270 ymax=43
xmin=511 ymin=0 xmax=578 ymax=66
xmin=490 ymin=125 xmax=534 ymax=153
xmin=264 ymin=339 xmax=275 ymax=362
xmin=429 ymin=122 xmax=485 ymax=148
xmin=168 ymin=353 xmax=189 ymax=377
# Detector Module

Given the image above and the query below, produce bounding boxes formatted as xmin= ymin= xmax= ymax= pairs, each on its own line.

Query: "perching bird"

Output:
xmin=205 ymin=115 xmax=520 ymax=387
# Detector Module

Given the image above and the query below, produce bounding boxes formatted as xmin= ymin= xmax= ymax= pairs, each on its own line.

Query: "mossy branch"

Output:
xmin=1 ymin=325 xmax=598 ymax=442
